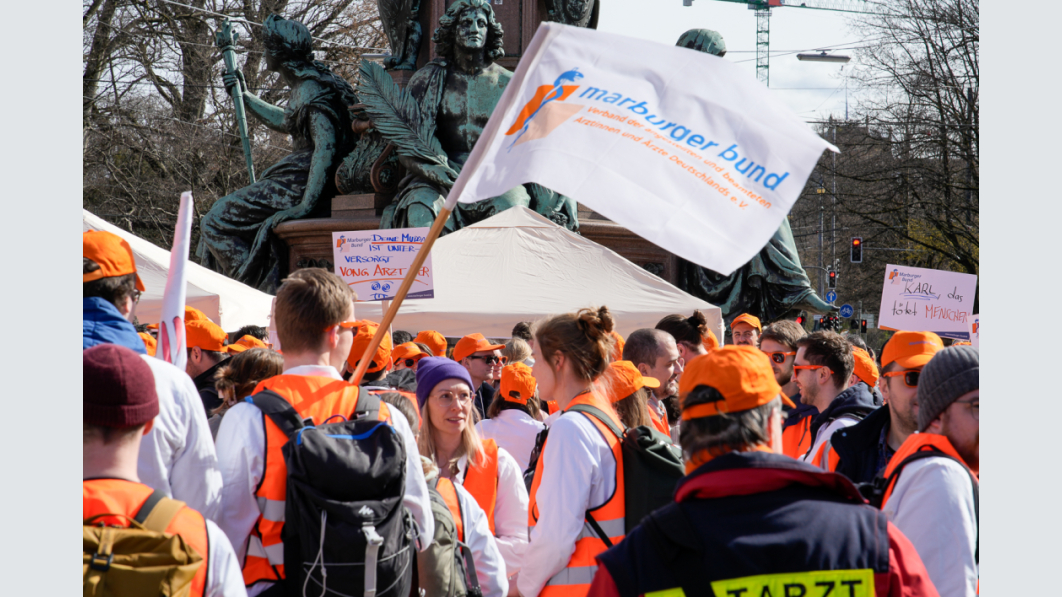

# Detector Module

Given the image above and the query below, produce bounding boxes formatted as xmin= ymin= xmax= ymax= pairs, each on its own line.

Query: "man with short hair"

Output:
xmin=730 ymin=313 xmax=761 ymax=346
xmin=83 ymin=344 xmax=245 ymax=596
xmin=882 ymin=345 xmax=979 ymax=596
xmin=587 ymin=347 xmax=938 ymax=597
xmin=624 ymin=329 xmax=684 ymax=438
xmin=83 ymin=230 xmax=223 ymax=521
xmin=832 ymin=332 xmax=943 ymax=483
xmin=793 ymin=331 xmax=875 ymax=468
xmin=454 ymin=333 xmax=506 ymax=418
xmin=214 ymin=269 xmax=432 ymax=596
xmin=759 ymin=320 xmax=816 ymax=459
xmin=186 ymin=319 xmax=232 ymax=413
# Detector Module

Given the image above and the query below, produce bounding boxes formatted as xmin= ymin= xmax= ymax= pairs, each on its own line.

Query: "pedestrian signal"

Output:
xmin=860 ymin=319 xmax=868 ymax=333
xmin=850 ymin=237 xmax=863 ymax=263
xmin=828 ymin=270 xmax=837 ymax=289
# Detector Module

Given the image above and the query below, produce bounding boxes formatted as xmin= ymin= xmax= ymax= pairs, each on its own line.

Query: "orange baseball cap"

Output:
xmin=146 ymin=306 xmax=210 ymax=330
xmin=500 ymin=362 xmax=537 ymax=405
xmin=186 ymin=319 xmax=228 ymax=352
xmin=347 ymin=320 xmax=394 ymax=373
xmin=851 ymin=347 xmax=879 ymax=388
xmin=607 ymin=360 xmax=659 ymax=403
xmin=730 ymin=313 xmax=762 ymax=332
xmin=610 ymin=331 xmax=626 ymax=362
xmin=138 ymin=332 xmax=157 ymax=357
xmin=83 ymin=230 xmax=145 ymax=292
xmin=881 ymin=331 xmax=942 ymax=369
xmin=227 ymin=335 xmax=268 ymax=353
xmin=702 ymin=328 xmax=720 ymax=351
xmin=679 ymin=346 xmax=793 ymax=420
xmin=453 ymin=333 xmax=505 ymax=362
xmin=415 ymin=330 xmax=448 ymax=357
xmin=393 ymin=342 xmax=428 ymax=363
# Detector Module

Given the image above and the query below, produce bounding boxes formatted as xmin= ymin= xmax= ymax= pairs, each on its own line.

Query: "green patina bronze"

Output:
xmin=674 ymin=29 xmax=837 ymax=325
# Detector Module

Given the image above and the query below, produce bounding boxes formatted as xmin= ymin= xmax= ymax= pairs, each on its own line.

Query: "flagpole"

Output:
xmin=349 ymin=207 xmax=451 ymax=385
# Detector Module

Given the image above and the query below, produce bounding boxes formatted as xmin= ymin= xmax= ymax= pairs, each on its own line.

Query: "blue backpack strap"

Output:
xmin=247 ymin=389 xmax=305 ymax=440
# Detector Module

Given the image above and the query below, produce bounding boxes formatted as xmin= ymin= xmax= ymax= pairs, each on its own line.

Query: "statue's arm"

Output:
xmin=222 ymin=71 xmax=286 ymax=131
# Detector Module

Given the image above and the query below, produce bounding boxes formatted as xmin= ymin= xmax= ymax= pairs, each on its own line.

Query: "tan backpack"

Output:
xmin=83 ymin=491 xmax=204 ymax=597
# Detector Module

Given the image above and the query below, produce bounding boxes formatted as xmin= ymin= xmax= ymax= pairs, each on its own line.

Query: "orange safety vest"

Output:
xmin=83 ymin=478 xmax=209 ymax=597
xmin=435 ymin=477 xmax=465 ymax=542
xmin=547 ymin=400 xmax=559 ymax=415
xmin=243 ymin=374 xmax=392 ymax=587
xmin=462 ymin=439 xmax=499 ymax=535
xmin=646 ymin=404 xmax=670 ymax=436
xmin=881 ymin=432 xmax=978 ymax=508
xmin=528 ymin=392 xmax=625 ymax=596
xmin=782 ymin=414 xmax=813 ymax=460
xmin=370 ymin=388 xmax=421 ymax=429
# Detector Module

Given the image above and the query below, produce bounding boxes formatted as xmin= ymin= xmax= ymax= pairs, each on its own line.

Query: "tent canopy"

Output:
xmin=353 ymin=207 xmax=724 ymax=341
xmin=83 ymin=210 xmax=273 ymax=331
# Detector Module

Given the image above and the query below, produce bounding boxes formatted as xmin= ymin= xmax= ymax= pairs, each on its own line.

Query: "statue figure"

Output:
xmin=377 ymin=0 xmax=422 ymax=70
xmin=674 ymin=29 xmax=837 ymax=324
xmin=367 ymin=0 xmax=578 ymax=233
xmin=197 ymin=15 xmax=359 ymax=291
xmin=546 ymin=0 xmax=600 ymax=28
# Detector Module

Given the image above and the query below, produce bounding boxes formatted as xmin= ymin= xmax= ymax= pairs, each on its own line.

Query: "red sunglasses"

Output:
xmin=883 ymin=370 xmax=920 ymax=388
xmin=762 ymin=351 xmax=796 ymax=365
xmin=794 ymin=364 xmax=833 ymax=375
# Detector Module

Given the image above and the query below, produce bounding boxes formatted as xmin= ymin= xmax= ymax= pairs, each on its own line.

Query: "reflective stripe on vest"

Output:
xmin=83 ymin=478 xmax=209 ymax=597
xmin=462 ymin=439 xmax=499 ymax=535
xmin=243 ymin=374 xmax=392 ymax=586
xmin=528 ymin=392 xmax=626 ymax=596
xmin=436 ymin=477 xmax=464 ymax=542
xmin=881 ymin=433 xmax=977 ymax=508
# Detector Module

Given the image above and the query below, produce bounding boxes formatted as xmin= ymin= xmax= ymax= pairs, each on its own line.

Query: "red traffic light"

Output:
xmin=852 ymin=238 xmax=861 ymax=246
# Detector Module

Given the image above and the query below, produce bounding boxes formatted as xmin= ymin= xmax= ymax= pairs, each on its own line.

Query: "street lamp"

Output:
xmin=796 ymin=51 xmax=851 ymax=63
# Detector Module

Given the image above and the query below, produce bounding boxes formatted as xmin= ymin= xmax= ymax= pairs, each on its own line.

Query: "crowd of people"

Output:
xmin=84 ymin=229 xmax=978 ymax=597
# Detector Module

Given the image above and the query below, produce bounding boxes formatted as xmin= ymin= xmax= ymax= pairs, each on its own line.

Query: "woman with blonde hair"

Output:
xmin=209 ymin=348 xmax=283 ymax=440
xmin=520 ymin=306 xmax=626 ymax=597
xmin=415 ymin=356 xmax=527 ymax=595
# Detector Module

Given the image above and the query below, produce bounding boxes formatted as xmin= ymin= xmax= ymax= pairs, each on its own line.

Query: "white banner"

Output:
xmin=332 ymin=228 xmax=435 ymax=301
xmin=444 ymin=22 xmax=837 ymax=275
xmin=878 ymin=264 xmax=977 ymax=337
xmin=156 ymin=191 xmax=194 ymax=370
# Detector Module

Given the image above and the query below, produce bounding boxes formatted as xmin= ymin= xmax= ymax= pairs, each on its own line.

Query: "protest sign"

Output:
xmin=971 ymin=314 xmax=979 ymax=348
xmin=332 ymin=228 xmax=434 ymax=301
xmin=878 ymin=264 xmax=977 ymax=338
xmin=444 ymin=22 xmax=838 ymax=276
xmin=156 ymin=191 xmax=193 ymax=370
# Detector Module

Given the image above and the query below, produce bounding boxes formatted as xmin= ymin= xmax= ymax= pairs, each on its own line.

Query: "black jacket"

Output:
xmin=832 ymin=404 xmax=892 ymax=484
xmin=475 ymin=381 xmax=495 ymax=419
xmin=192 ymin=360 xmax=226 ymax=414
xmin=806 ymin=382 xmax=878 ymax=458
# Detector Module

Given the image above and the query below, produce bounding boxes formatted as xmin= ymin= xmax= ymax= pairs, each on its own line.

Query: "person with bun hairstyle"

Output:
xmin=655 ymin=311 xmax=711 ymax=364
xmin=208 ymin=348 xmax=283 ymax=440
xmin=477 ymin=363 xmax=546 ymax=470
xmin=416 ymin=357 xmax=527 ymax=592
xmin=520 ymin=306 xmax=626 ymax=597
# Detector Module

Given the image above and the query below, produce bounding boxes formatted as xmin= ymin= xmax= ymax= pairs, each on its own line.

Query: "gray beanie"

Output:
xmin=917 ymin=345 xmax=979 ymax=431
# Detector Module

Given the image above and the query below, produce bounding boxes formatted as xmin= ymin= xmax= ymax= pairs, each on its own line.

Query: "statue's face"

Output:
xmin=455 ymin=8 xmax=489 ymax=52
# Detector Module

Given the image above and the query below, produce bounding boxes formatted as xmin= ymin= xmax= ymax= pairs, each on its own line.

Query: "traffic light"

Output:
xmin=850 ymin=319 xmax=859 ymax=331
xmin=828 ymin=270 xmax=837 ymax=289
xmin=850 ymin=237 xmax=863 ymax=263
xmin=860 ymin=319 xmax=868 ymax=333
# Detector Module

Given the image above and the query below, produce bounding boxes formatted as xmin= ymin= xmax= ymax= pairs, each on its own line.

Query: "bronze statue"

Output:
xmin=674 ymin=28 xmax=836 ymax=324
xmin=377 ymin=0 xmax=423 ymax=70
xmin=197 ymin=15 xmax=359 ymax=290
xmin=363 ymin=0 xmax=578 ymax=232
xmin=546 ymin=0 xmax=600 ymax=28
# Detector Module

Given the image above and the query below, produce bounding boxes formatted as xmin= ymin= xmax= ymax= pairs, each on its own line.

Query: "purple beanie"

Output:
xmin=415 ymin=356 xmax=475 ymax=409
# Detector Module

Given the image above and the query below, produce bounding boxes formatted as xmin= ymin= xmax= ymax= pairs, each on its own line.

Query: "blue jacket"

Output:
xmin=83 ymin=297 xmax=146 ymax=354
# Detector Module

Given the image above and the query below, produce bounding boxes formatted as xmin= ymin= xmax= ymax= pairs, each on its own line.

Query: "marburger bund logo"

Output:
xmin=505 ymin=68 xmax=584 ymax=150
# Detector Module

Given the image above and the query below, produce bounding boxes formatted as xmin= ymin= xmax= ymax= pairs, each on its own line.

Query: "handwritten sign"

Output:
xmin=332 ymin=228 xmax=434 ymax=301
xmin=878 ymin=264 xmax=977 ymax=336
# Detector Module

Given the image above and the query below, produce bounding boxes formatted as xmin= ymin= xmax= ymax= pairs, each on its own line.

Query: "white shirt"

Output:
xmin=137 ymin=355 xmax=223 ymax=522
xmin=799 ymin=416 xmax=859 ymax=466
xmin=455 ymin=445 xmax=530 ymax=575
xmin=203 ymin=519 xmax=248 ymax=597
xmin=476 ymin=409 xmax=546 ymax=471
xmin=883 ymin=450 xmax=978 ymax=597
xmin=214 ymin=364 xmax=434 ymax=596
xmin=451 ymin=479 xmax=509 ymax=597
xmin=517 ymin=408 xmax=618 ymax=597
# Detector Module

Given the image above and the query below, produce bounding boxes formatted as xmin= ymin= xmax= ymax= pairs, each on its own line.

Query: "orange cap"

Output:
xmin=393 ymin=342 xmax=428 ymax=362
xmin=607 ymin=361 xmax=660 ymax=403
xmin=881 ymin=331 xmax=942 ymax=369
xmin=679 ymin=346 xmax=793 ymax=420
xmin=415 ymin=330 xmax=448 ymax=357
xmin=500 ymin=362 xmax=537 ymax=405
xmin=851 ymin=347 xmax=879 ymax=388
xmin=146 ymin=306 xmax=210 ymax=330
xmin=610 ymin=331 xmax=626 ymax=362
xmin=186 ymin=319 xmax=228 ymax=352
xmin=702 ymin=328 xmax=720 ymax=351
xmin=453 ymin=333 xmax=505 ymax=362
xmin=227 ymin=335 xmax=268 ymax=354
xmin=347 ymin=320 xmax=394 ymax=373
xmin=730 ymin=313 xmax=762 ymax=332
xmin=83 ymin=231 xmax=144 ymax=292
xmin=138 ymin=332 xmax=157 ymax=357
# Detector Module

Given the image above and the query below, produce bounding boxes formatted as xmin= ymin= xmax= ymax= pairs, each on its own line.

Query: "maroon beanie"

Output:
xmin=84 ymin=344 xmax=159 ymax=428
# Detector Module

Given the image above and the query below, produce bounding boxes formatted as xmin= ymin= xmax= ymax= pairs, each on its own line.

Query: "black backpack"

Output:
xmin=249 ymin=389 xmax=415 ymax=597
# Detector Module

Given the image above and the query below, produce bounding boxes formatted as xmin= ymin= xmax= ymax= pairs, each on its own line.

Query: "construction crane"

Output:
xmin=683 ymin=0 xmax=871 ymax=86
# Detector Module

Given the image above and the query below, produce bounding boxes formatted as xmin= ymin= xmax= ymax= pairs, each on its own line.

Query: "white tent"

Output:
xmin=84 ymin=210 xmax=273 ymax=331
xmin=353 ymin=207 xmax=724 ymax=340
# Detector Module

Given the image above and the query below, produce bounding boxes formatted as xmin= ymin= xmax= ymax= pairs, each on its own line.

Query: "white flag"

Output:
xmin=446 ymin=23 xmax=838 ymax=275
xmin=156 ymin=192 xmax=194 ymax=371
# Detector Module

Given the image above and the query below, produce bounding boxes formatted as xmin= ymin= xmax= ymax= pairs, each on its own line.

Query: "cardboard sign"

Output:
xmin=878 ymin=264 xmax=976 ymax=336
xmin=332 ymin=228 xmax=434 ymax=301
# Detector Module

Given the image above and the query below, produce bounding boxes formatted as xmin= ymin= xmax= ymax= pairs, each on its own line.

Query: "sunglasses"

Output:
xmin=469 ymin=355 xmax=508 ymax=365
xmin=794 ymin=364 xmax=833 ymax=375
xmin=403 ymin=358 xmax=419 ymax=367
xmin=884 ymin=370 xmax=920 ymax=388
xmin=762 ymin=351 xmax=796 ymax=365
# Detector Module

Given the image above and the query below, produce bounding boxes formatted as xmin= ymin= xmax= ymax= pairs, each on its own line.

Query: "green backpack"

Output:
xmin=83 ymin=491 xmax=204 ymax=597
